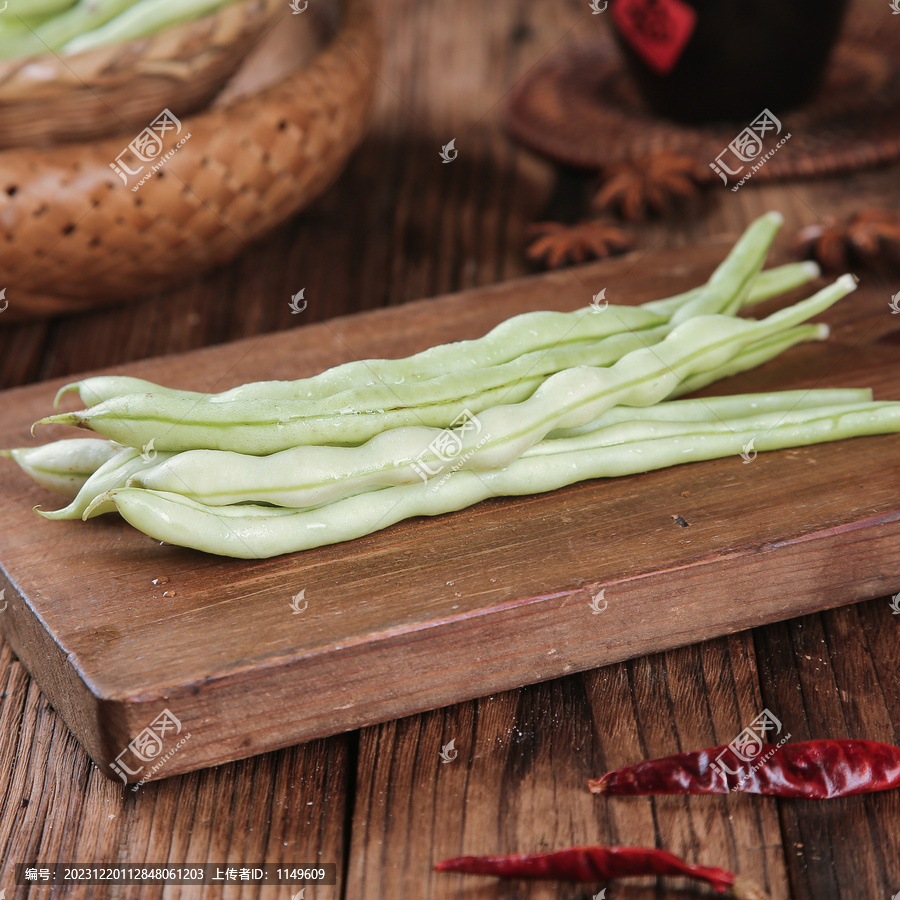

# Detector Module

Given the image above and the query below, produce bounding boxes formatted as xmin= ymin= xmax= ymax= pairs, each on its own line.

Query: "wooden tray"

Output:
xmin=1 ymin=243 xmax=900 ymax=784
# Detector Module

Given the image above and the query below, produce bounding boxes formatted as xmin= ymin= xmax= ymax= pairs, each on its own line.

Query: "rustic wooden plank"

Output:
xmin=0 ymin=625 xmax=351 ymax=899
xmin=2 ymin=239 xmax=900 ymax=788
xmin=349 ymin=632 xmax=792 ymax=898
xmin=752 ymin=600 xmax=900 ymax=899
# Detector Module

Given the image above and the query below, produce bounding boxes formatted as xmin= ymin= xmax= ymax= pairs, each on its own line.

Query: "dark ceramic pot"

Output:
xmin=608 ymin=0 xmax=850 ymax=124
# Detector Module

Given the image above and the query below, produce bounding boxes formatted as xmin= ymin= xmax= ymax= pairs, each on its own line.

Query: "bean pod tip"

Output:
xmin=799 ymin=259 xmax=821 ymax=279
xmin=32 ymin=413 xmax=84 ymax=435
xmin=53 ymin=382 xmax=81 ymax=411
xmin=35 ymin=502 xmax=83 ymax=521
xmin=83 ymin=491 xmax=114 ymax=520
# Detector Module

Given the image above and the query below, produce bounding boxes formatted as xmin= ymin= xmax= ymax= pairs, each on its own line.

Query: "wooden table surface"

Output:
xmin=2 ymin=1 xmax=899 ymax=898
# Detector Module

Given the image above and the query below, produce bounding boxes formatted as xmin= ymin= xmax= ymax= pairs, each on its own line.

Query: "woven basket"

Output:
xmin=0 ymin=0 xmax=283 ymax=149
xmin=0 ymin=0 xmax=379 ymax=320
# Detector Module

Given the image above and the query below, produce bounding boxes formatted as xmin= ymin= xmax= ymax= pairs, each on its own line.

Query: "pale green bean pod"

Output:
xmin=128 ymin=389 xmax=878 ymax=508
xmin=55 ymin=216 xmax=804 ymax=412
xmin=666 ymin=211 xmax=782 ymax=324
xmin=54 ymin=304 xmax=669 ymax=409
xmin=37 ymin=275 xmax=858 ymax=456
xmin=128 ymin=326 xmax=689 ymax=435
xmin=0 ymin=438 xmax=120 ymax=497
xmin=0 ymin=0 xmax=139 ymax=58
xmin=670 ymin=323 xmax=829 ymax=398
xmin=643 ymin=260 xmax=819 ymax=317
xmin=549 ymin=387 xmax=870 ymax=439
xmin=63 ymin=0 xmax=243 ymax=53
xmin=53 ymin=287 xmax=822 ymax=419
xmin=0 ymin=13 xmax=56 ymax=40
xmin=35 ymin=445 xmax=173 ymax=520
xmin=4 ymin=0 xmax=77 ymax=16
xmin=92 ymin=400 xmax=900 ymax=558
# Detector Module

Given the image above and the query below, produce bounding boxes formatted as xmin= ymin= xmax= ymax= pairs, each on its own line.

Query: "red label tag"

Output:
xmin=611 ymin=0 xmax=697 ymax=76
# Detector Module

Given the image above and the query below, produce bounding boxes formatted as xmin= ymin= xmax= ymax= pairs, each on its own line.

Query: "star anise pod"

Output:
xmin=794 ymin=208 xmax=900 ymax=272
xmin=593 ymin=151 xmax=706 ymax=220
xmin=526 ymin=220 xmax=634 ymax=269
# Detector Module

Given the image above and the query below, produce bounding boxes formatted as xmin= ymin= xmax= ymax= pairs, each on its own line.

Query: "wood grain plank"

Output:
xmin=752 ymin=601 xmax=900 ymax=899
xmin=348 ymin=632 xmax=792 ymax=898
xmin=2 ymin=240 xmax=900 ymax=785
xmin=0 ymin=622 xmax=352 ymax=899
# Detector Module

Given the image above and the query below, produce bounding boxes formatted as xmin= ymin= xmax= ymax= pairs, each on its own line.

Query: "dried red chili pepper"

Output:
xmin=435 ymin=845 xmax=768 ymax=898
xmin=588 ymin=739 xmax=900 ymax=799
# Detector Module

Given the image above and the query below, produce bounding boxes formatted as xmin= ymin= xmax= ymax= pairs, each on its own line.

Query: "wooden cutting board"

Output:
xmin=2 ymin=243 xmax=899 ymax=785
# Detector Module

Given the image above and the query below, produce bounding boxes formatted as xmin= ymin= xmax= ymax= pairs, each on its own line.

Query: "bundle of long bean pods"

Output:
xmin=7 ymin=213 xmax=900 ymax=558
xmin=0 ymin=0 xmax=244 ymax=59
xmin=81 ymin=397 xmax=900 ymax=558
xmin=53 ymin=213 xmax=802 ymax=412
xmin=35 ymin=269 xmax=856 ymax=457
xmin=0 ymin=439 xmax=121 ymax=498
xmin=19 ymin=388 xmax=875 ymax=519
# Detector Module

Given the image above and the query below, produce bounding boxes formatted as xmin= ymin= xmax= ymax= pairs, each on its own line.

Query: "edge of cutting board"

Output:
xmin=2 ymin=241 xmax=900 ymax=782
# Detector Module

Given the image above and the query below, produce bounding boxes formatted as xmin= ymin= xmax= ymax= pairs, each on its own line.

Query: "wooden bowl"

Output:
xmin=0 ymin=0 xmax=283 ymax=149
xmin=0 ymin=0 xmax=379 ymax=320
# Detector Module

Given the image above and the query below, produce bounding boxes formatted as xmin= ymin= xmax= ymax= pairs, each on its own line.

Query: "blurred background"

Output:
xmin=0 ymin=0 xmax=897 ymax=384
